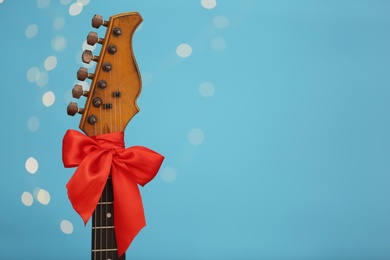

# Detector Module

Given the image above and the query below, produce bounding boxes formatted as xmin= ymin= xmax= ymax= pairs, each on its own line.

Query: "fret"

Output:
xmin=92 ymin=226 xmax=115 ymax=229
xmin=93 ymin=202 xmax=114 ymax=227
xmin=92 ymin=249 xmax=118 ymax=252
xmin=92 ymin=251 xmax=125 ymax=260
xmin=100 ymin=178 xmax=114 ymax=203
xmin=92 ymin=177 xmax=125 ymax=260
xmin=97 ymin=202 xmax=114 ymax=205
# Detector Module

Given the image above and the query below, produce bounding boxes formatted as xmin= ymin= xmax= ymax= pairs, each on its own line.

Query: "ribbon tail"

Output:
xmin=112 ymin=165 xmax=146 ymax=257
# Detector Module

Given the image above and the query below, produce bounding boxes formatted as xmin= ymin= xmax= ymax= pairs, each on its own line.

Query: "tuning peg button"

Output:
xmin=82 ymin=50 xmax=99 ymax=64
xmin=72 ymin=84 xmax=89 ymax=99
xmin=77 ymin=67 xmax=94 ymax=81
xmin=67 ymin=102 xmax=84 ymax=116
xmin=87 ymin=32 xmax=104 ymax=46
xmin=92 ymin=14 xmax=108 ymax=29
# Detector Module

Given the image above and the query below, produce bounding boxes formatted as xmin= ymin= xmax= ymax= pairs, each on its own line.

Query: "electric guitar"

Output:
xmin=67 ymin=12 xmax=143 ymax=260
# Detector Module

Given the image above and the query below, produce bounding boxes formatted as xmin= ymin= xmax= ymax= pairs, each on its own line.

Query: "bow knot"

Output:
xmin=62 ymin=130 xmax=164 ymax=257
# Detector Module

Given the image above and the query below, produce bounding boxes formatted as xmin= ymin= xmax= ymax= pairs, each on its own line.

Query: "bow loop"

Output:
xmin=62 ymin=129 xmax=164 ymax=257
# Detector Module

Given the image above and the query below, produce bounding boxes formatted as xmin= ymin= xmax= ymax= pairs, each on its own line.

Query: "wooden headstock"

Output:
xmin=67 ymin=12 xmax=143 ymax=137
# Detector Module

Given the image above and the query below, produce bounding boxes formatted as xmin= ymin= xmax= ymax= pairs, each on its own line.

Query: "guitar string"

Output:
xmin=103 ymin=66 xmax=112 ymax=255
xmin=111 ymin=55 xmax=116 ymax=132
xmin=99 ymin=89 xmax=103 ymax=259
xmin=109 ymin=67 xmax=113 ymax=134
xmin=99 ymin=175 xmax=104 ymax=259
xmin=93 ymin=123 xmax=97 ymax=260
xmin=108 ymin=57 xmax=113 ymax=258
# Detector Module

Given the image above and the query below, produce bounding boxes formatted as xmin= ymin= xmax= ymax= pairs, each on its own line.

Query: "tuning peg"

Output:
xmin=87 ymin=32 xmax=104 ymax=46
xmin=92 ymin=14 xmax=108 ymax=29
xmin=72 ymin=84 xmax=89 ymax=99
xmin=77 ymin=67 xmax=94 ymax=81
xmin=67 ymin=102 xmax=84 ymax=116
xmin=82 ymin=50 xmax=99 ymax=64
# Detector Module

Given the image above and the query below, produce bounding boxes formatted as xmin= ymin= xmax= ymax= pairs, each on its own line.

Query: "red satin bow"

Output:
xmin=62 ymin=129 xmax=164 ymax=257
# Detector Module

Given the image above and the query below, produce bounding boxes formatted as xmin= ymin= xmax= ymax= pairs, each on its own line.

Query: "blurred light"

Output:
xmin=53 ymin=17 xmax=65 ymax=30
xmin=42 ymin=91 xmax=55 ymax=107
xmin=69 ymin=3 xmax=83 ymax=16
xmin=27 ymin=116 xmax=40 ymax=132
xmin=201 ymin=0 xmax=217 ymax=9
xmin=77 ymin=0 xmax=89 ymax=6
xmin=82 ymin=40 xmax=96 ymax=51
xmin=21 ymin=192 xmax=33 ymax=206
xmin=26 ymin=67 xmax=40 ymax=82
xmin=25 ymin=24 xmax=38 ymax=38
xmin=211 ymin=37 xmax=226 ymax=51
xmin=51 ymin=35 xmax=68 ymax=51
xmin=73 ymin=80 xmax=90 ymax=91
xmin=188 ymin=128 xmax=205 ymax=145
xmin=160 ymin=167 xmax=177 ymax=183
xmin=60 ymin=220 xmax=74 ymax=234
xmin=0 ymin=0 xmax=4 ymax=3
xmin=213 ymin=15 xmax=229 ymax=28
xmin=36 ymin=71 xmax=49 ymax=87
xmin=36 ymin=188 xmax=51 ymax=205
xmin=25 ymin=157 xmax=38 ymax=174
xmin=199 ymin=81 xmax=215 ymax=97
xmin=176 ymin=43 xmax=192 ymax=58
xmin=37 ymin=0 xmax=50 ymax=9
xmin=44 ymin=56 xmax=57 ymax=71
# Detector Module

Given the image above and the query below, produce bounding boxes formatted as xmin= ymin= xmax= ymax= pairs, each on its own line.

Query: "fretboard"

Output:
xmin=91 ymin=177 xmax=125 ymax=260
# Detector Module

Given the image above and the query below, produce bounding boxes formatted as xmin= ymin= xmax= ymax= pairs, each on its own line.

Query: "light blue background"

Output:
xmin=1 ymin=0 xmax=390 ymax=259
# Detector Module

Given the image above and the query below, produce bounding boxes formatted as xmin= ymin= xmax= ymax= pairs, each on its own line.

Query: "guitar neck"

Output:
xmin=91 ymin=177 xmax=125 ymax=260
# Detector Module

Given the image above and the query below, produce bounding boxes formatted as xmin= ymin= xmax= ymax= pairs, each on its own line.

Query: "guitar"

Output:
xmin=67 ymin=12 xmax=143 ymax=260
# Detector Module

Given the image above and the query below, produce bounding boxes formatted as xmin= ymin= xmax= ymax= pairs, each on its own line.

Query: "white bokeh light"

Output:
xmin=213 ymin=15 xmax=229 ymax=28
xmin=52 ymin=36 xmax=67 ymax=52
xmin=77 ymin=0 xmax=89 ymax=5
xmin=73 ymin=80 xmax=90 ymax=91
xmin=36 ymin=71 xmax=49 ymax=87
xmin=21 ymin=192 xmax=33 ymax=206
xmin=201 ymin=0 xmax=217 ymax=9
xmin=82 ymin=40 xmax=96 ymax=51
xmin=27 ymin=116 xmax=40 ymax=132
xmin=37 ymin=189 xmax=51 ymax=205
xmin=199 ymin=81 xmax=215 ymax=97
xmin=0 ymin=0 xmax=4 ymax=3
xmin=42 ymin=91 xmax=55 ymax=107
xmin=60 ymin=220 xmax=74 ymax=234
xmin=188 ymin=128 xmax=205 ymax=145
xmin=176 ymin=43 xmax=192 ymax=58
xmin=69 ymin=3 xmax=83 ymax=16
xmin=25 ymin=157 xmax=38 ymax=174
xmin=211 ymin=37 xmax=226 ymax=51
xmin=37 ymin=0 xmax=50 ymax=9
xmin=27 ymin=67 xmax=40 ymax=82
xmin=44 ymin=56 xmax=57 ymax=71
xmin=53 ymin=17 xmax=65 ymax=30
xmin=160 ymin=167 xmax=177 ymax=183
xmin=25 ymin=24 xmax=38 ymax=38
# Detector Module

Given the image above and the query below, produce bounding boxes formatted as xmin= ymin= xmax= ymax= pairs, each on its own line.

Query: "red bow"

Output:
xmin=62 ymin=129 xmax=164 ymax=257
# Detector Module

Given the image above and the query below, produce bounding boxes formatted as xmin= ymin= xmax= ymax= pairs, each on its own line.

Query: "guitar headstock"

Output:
xmin=67 ymin=12 xmax=143 ymax=136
